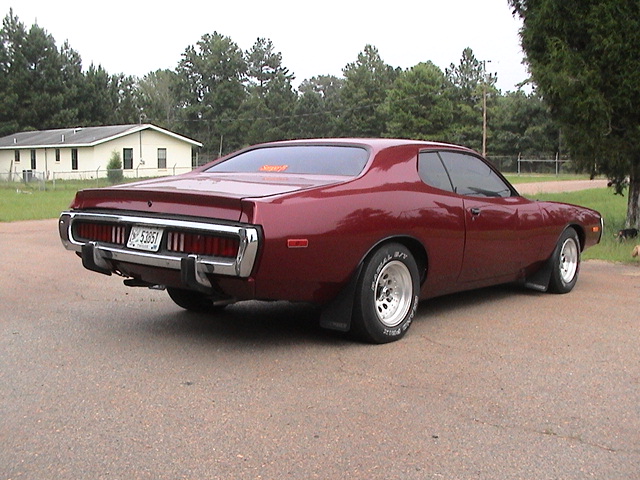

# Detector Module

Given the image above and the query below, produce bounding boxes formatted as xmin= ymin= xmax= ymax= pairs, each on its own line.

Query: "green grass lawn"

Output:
xmin=504 ymin=173 xmax=593 ymax=184
xmin=528 ymin=188 xmax=636 ymax=264
xmin=1 ymin=179 xmax=637 ymax=264
xmin=0 ymin=178 xmax=130 ymax=222
xmin=0 ymin=185 xmax=77 ymax=222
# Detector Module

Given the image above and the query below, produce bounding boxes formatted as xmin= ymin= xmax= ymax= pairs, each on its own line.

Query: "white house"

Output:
xmin=0 ymin=124 xmax=203 ymax=181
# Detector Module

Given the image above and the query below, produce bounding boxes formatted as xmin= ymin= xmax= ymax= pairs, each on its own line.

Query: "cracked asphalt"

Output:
xmin=1 ymin=218 xmax=639 ymax=479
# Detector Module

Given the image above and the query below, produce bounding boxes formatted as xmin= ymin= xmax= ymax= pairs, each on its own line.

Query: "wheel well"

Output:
xmin=568 ymin=224 xmax=586 ymax=251
xmin=369 ymin=237 xmax=428 ymax=285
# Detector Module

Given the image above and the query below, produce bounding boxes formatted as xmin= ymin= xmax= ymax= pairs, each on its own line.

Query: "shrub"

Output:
xmin=106 ymin=151 xmax=124 ymax=184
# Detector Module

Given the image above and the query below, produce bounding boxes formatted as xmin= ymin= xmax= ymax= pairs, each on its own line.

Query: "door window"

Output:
xmin=438 ymin=151 xmax=513 ymax=198
xmin=418 ymin=152 xmax=454 ymax=192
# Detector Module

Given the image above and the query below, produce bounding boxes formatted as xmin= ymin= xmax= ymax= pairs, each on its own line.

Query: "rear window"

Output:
xmin=206 ymin=145 xmax=369 ymax=176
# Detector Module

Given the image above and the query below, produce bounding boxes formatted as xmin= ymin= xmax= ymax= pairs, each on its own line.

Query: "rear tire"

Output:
xmin=548 ymin=228 xmax=580 ymax=294
xmin=351 ymin=243 xmax=419 ymax=343
xmin=167 ymin=287 xmax=227 ymax=313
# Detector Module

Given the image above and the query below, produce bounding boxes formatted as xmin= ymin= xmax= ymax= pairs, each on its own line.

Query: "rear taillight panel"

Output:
xmin=74 ymin=221 xmax=127 ymax=246
xmin=73 ymin=221 xmax=240 ymax=258
xmin=166 ymin=231 xmax=239 ymax=258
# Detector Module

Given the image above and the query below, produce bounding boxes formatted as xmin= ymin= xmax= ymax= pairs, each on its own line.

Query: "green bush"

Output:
xmin=106 ymin=151 xmax=124 ymax=184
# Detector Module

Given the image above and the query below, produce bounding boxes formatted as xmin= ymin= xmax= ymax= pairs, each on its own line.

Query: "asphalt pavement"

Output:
xmin=1 ymin=218 xmax=638 ymax=480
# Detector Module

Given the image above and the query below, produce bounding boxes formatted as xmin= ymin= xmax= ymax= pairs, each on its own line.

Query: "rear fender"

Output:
xmin=319 ymin=235 xmax=427 ymax=332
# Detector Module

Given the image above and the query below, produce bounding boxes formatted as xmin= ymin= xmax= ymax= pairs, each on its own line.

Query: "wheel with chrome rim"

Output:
xmin=352 ymin=243 xmax=419 ymax=343
xmin=374 ymin=261 xmax=414 ymax=328
xmin=549 ymin=228 xmax=581 ymax=294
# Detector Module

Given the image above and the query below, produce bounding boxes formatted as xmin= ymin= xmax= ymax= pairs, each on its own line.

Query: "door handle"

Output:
xmin=470 ymin=207 xmax=481 ymax=216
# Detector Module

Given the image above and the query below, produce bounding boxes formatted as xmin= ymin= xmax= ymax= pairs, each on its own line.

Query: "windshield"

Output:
xmin=206 ymin=145 xmax=369 ymax=176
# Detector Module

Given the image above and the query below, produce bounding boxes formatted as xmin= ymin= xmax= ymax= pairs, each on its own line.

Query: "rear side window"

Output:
xmin=206 ymin=145 xmax=369 ymax=176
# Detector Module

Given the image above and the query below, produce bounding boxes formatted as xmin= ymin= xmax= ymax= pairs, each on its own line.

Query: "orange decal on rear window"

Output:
xmin=259 ymin=165 xmax=288 ymax=172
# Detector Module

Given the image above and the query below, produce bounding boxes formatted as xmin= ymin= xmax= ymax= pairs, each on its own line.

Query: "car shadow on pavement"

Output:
xmin=117 ymin=299 xmax=351 ymax=348
xmin=419 ymin=283 xmax=542 ymax=319
xmin=110 ymin=283 xmax=542 ymax=348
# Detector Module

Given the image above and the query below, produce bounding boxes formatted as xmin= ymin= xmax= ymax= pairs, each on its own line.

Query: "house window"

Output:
xmin=55 ymin=149 xmax=61 ymax=162
xmin=31 ymin=150 xmax=36 ymax=169
xmin=123 ymin=148 xmax=133 ymax=170
xmin=14 ymin=150 xmax=20 ymax=163
xmin=71 ymin=149 xmax=78 ymax=170
xmin=157 ymin=148 xmax=167 ymax=169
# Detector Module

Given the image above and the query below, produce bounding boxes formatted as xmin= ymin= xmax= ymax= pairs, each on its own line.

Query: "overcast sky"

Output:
xmin=1 ymin=0 xmax=529 ymax=92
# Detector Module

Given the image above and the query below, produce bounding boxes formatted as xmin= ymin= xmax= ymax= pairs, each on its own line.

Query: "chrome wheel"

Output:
xmin=352 ymin=243 xmax=419 ymax=343
xmin=374 ymin=260 xmax=413 ymax=328
xmin=549 ymin=228 xmax=581 ymax=294
xmin=559 ymin=237 xmax=579 ymax=284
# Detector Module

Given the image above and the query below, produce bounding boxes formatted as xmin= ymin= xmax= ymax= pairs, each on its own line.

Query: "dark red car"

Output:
xmin=59 ymin=139 xmax=603 ymax=343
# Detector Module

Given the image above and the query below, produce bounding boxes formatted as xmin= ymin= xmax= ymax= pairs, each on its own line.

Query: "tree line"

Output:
xmin=1 ymin=9 xmax=559 ymax=164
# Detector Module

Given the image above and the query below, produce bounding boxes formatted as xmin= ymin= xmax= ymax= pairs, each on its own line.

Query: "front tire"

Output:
xmin=352 ymin=243 xmax=420 ymax=343
xmin=548 ymin=228 xmax=581 ymax=294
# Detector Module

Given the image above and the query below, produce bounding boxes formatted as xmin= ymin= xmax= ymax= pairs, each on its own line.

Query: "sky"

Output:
xmin=1 ymin=0 xmax=529 ymax=92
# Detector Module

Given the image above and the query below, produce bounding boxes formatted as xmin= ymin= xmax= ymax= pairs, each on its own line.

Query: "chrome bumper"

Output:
xmin=59 ymin=211 xmax=260 ymax=287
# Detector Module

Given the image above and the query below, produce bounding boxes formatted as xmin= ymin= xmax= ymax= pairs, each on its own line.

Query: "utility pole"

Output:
xmin=482 ymin=81 xmax=487 ymax=157
xmin=482 ymin=60 xmax=492 ymax=158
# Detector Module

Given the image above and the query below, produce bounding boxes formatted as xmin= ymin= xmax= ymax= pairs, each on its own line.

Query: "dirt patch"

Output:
xmin=516 ymin=179 xmax=608 ymax=195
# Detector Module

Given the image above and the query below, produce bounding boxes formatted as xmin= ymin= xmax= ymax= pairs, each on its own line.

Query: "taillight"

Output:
xmin=166 ymin=231 xmax=239 ymax=258
xmin=75 ymin=222 xmax=126 ymax=245
xmin=73 ymin=221 xmax=240 ymax=258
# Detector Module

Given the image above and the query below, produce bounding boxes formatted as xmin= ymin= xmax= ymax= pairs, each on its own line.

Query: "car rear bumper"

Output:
xmin=59 ymin=211 xmax=260 ymax=290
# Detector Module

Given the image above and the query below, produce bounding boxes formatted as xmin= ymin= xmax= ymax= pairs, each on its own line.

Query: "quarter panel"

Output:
xmin=245 ymin=146 xmax=467 ymax=303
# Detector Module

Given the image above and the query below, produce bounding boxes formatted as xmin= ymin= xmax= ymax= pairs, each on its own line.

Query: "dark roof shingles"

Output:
xmin=0 ymin=125 xmax=139 ymax=148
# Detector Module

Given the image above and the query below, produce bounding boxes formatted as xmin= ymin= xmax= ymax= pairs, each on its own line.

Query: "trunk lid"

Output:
xmin=71 ymin=172 xmax=347 ymax=222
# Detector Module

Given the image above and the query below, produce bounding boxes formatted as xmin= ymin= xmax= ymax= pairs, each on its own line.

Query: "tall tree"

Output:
xmin=136 ymin=69 xmax=180 ymax=130
xmin=490 ymin=90 xmax=560 ymax=158
xmin=0 ymin=11 xmax=68 ymax=132
xmin=78 ymin=65 xmax=139 ymax=126
xmin=245 ymin=37 xmax=293 ymax=96
xmin=382 ymin=62 xmax=455 ymax=141
xmin=510 ymin=0 xmax=640 ymax=227
xmin=0 ymin=9 xmax=25 ymax=135
xmin=294 ymin=75 xmax=344 ymax=138
xmin=175 ymin=32 xmax=247 ymax=154
xmin=446 ymin=47 xmax=498 ymax=152
xmin=242 ymin=37 xmax=297 ymax=144
xmin=54 ymin=41 xmax=85 ymax=126
xmin=340 ymin=45 xmax=399 ymax=137
xmin=0 ymin=10 xmax=136 ymax=132
xmin=446 ymin=47 xmax=491 ymax=104
xmin=80 ymin=64 xmax=116 ymax=125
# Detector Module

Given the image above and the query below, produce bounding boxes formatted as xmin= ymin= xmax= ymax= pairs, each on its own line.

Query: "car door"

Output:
xmin=436 ymin=151 xmax=527 ymax=284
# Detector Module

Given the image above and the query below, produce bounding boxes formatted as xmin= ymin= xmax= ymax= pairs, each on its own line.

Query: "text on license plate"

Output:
xmin=127 ymin=225 xmax=164 ymax=252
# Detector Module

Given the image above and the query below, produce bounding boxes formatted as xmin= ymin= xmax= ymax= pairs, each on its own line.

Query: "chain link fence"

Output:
xmin=489 ymin=155 xmax=574 ymax=175
xmin=1 ymin=165 xmax=194 ymax=190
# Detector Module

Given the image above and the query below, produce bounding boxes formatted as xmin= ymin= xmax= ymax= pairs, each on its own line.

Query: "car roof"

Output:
xmin=259 ymin=138 xmax=474 ymax=152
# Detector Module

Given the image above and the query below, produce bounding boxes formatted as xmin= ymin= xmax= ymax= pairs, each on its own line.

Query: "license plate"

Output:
xmin=127 ymin=225 xmax=164 ymax=252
